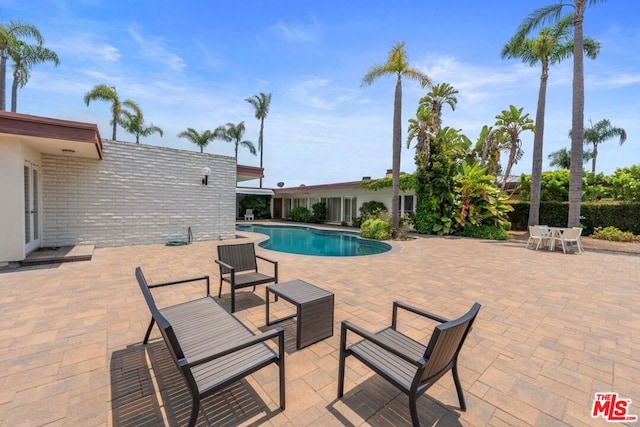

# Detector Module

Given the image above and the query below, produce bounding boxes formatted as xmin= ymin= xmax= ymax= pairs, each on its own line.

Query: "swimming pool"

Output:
xmin=236 ymin=224 xmax=391 ymax=256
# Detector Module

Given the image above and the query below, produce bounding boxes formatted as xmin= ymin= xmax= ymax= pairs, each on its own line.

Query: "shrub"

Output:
xmin=311 ymin=202 xmax=327 ymax=223
xmin=290 ymin=206 xmax=312 ymax=223
xmin=455 ymin=224 xmax=510 ymax=240
xmin=239 ymin=195 xmax=271 ymax=219
xmin=360 ymin=218 xmax=392 ymax=240
xmin=354 ymin=200 xmax=388 ymax=227
xmin=591 ymin=226 xmax=639 ymax=242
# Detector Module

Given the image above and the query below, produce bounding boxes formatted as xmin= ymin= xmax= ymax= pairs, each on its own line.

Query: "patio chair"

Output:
xmin=337 ymin=301 xmax=481 ymax=427
xmin=244 ymin=209 xmax=254 ymax=221
xmin=554 ymin=227 xmax=584 ymax=254
xmin=215 ymin=242 xmax=278 ymax=312
xmin=526 ymin=225 xmax=550 ymax=250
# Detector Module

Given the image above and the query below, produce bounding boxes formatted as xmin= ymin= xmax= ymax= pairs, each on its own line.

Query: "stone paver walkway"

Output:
xmin=0 ymin=231 xmax=638 ymax=426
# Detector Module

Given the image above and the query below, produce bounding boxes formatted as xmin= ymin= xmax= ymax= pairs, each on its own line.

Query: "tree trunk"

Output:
xmin=11 ymin=69 xmax=19 ymax=112
xmin=528 ymin=65 xmax=549 ymax=226
xmin=591 ymin=144 xmax=597 ymax=173
xmin=111 ymin=114 xmax=117 ymax=141
xmin=391 ymin=75 xmax=402 ymax=230
xmin=0 ymin=52 xmax=7 ymax=111
xmin=501 ymin=144 xmax=517 ymax=190
xmin=568 ymin=7 xmax=585 ymax=227
xmin=259 ymin=118 xmax=265 ymax=188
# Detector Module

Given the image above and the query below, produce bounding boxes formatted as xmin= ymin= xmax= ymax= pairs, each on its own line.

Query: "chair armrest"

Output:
xmin=182 ymin=327 xmax=285 ymax=368
xmin=341 ymin=320 xmax=423 ymax=367
xmin=392 ymin=301 xmax=449 ymax=329
xmin=215 ymin=259 xmax=234 ymax=271
xmin=256 ymin=254 xmax=277 ymax=265
xmin=147 ymin=275 xmax=210 ymax=296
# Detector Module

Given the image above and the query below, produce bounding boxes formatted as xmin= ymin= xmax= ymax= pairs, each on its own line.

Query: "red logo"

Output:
xmin=592 ymin=393 xmax=638 ymax=422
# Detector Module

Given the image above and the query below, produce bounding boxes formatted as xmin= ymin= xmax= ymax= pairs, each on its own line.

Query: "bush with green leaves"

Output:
xmin=290 ymin=206 xmax=312 ymax=223
xmin=455 ymin=224 xmax=510 ymax=240
xmin=239 ymin=195 xmax=271 ymax=219
xmin=354 ymin=200 xmax=387 ymax=227
xmin=609 ymin=165 xmax=640 ymax=201
xmin=360 ymin=218 xmax=392 ymax=240
xmin=591 ymin=226 xmax=639 ymax=242
xmin=311 ymin=202 xmax=327 ymax=223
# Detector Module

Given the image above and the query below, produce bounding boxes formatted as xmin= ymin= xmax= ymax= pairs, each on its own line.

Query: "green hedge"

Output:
xmin=508 ymin=201 xmax=640 ymax=235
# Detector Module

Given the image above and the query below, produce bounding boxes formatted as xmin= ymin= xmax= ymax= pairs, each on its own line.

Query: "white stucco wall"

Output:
xmin=40 ymin=140 xmax=236 ymax=248
xmin=0 ymin=141 xmax=27 ymax=262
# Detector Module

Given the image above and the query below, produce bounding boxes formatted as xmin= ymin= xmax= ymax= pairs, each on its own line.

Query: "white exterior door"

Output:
xmin=24 ymin=162 xmax=41 ymax=254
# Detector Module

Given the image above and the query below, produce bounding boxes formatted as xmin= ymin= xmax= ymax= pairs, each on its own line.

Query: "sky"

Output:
xmin=3 ymin=0 xmax=640 ymax=188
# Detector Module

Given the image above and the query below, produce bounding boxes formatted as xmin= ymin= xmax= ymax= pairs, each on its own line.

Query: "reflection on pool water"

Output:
xmin=236 ymin=224 xmax=391 ymax=257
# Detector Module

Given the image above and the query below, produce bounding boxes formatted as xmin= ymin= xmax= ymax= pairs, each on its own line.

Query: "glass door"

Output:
xmin=24 ymin=162 xmax=41 ymax=253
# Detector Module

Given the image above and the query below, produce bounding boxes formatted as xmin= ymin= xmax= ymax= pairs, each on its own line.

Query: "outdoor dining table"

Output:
xmin=547 ymin=226 xmax=571 ymax=251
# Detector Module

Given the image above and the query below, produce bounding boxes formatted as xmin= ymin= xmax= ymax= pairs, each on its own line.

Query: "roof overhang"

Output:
xmin=237 ymin=164 xmax=263 ymax=182
xmin=0 ymin=112 xmax=102 ymax=159
xmin=236 ymin=187 xmax=274 ymax=196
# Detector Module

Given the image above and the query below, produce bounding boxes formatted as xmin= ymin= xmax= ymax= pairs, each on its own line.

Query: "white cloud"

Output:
xmin=289 ymin=77 xmax=357 ymax=110
xmin=127 ymin=27 xmax=186 ymax=72
xmin=50 ymin=34 xmax=121 ymax=63
xmin=267 ymin=19 xmax=322 ymax=43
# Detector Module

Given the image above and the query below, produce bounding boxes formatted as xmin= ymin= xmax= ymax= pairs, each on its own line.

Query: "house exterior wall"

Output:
xmin=41 ymin=140 xmax=236 ymax=248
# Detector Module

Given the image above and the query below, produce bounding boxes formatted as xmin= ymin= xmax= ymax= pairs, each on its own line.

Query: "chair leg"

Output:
xmin=231 ymin=288 xmax=236 ymax=313
xmin=409 ymin=394 xmax=420 ymax=427
xmin=143 ymin=318 xmax=155 ymax=344
xmin=337 ymin=323 xmax=348 ymax=398
xmin=188 ymin=396 xmax=200 ymax=427
xmin=452 ymin=363 xmax=467 ymax=411
xmin=218 ymin=279 xmax=223 ymax=298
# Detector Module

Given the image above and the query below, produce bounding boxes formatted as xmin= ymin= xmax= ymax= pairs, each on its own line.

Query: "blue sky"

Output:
xmin=3 ymin=0 xmax=639 ymax=188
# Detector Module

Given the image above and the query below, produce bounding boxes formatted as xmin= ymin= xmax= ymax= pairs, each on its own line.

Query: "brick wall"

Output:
xmin=41 ymin=140 xmax=236 ymax=247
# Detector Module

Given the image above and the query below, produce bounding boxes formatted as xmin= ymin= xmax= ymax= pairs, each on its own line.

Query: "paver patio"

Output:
xmin=0 ymin=230 xmax=638 ymax=426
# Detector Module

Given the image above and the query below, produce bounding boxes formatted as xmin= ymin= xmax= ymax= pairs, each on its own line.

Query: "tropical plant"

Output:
xmin=515 ymin=0 xmax=607 ymax=227
xmin=245 ymin=92 xmax=272 ymax=188
xmin=290 ymin=206 xmax=312 ymax=223
xmin=502 ymin=14 xmax=599 ymax=226
xmin=548 ymin=147 xmax=591 ymax=169
xmin=118 ymin=109 xmax=163 ymax=144
xmin=361 ymin=41 xmax=431 ymax=230
xmin=84 ymin=84 xmax=141 ymax=140
xmin=215 ymin=121 xmax=256 ymax=160
xmin=494 ymin=105 xmax=535 ymax=190
xmin=474 ymin=125 xmax=506 ymax=176
xmin=311 ymin=202 xmax=327 ymax=223
xmin=418 ymin=82 xmax=458 ymax=132
xmin=177 ymin=128 xmax=217 ymax=153
xmin=0 ymin=21 xmax=43 ymax=111
xmin=9 ymin=40 xmax=60 ymax=112
xmin=578 ymin=118 xmax=627 ymax=173
xmin=591 ymin=226 xmax=639 ymax=242
xmin=354 ymin=200 xmax=388 ymax=227
xmin=454 ymin=160 xmax=513 ymax=231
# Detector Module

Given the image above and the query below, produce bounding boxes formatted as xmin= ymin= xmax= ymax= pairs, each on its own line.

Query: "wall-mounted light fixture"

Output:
xmin=202 ymin=166 xmax=211 ymax=185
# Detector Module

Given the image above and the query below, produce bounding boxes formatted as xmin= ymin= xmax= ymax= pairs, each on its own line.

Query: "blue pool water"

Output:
xmin=236 ymin=224 xmax=391 ymax=256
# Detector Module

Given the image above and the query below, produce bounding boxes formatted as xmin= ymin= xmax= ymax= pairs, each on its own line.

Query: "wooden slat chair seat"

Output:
xmin=215 ymin=243 xmax=278 ymax=313
xmin=136 ymin=267 xmax=285 ymax=427
xmin=338 ymin=301 xmax=481 ymax=427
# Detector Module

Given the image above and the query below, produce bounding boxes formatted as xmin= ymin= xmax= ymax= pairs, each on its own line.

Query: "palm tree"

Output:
xmin=494 ymin=105 xmax=535 ymax=190
xmin=245 ymin=92 xmax=272 ymax=188
xmin=418 ymin=82 xmax=458 ymax=132
xmin=84 ymin=84 xmax=141 ymax=141
xmin=547 ymin=147 xmax=591 ymax=169
xmin=118 ymin=109 xmax=163 ymax=144
xmin=177 ymin=128 xmax=217 ymax=153
xmin=215 ymin=121 xmax=256 ymax=160
xmin=362 ymin=42 xmax=431 ymax=230
xmin=581 ymin=119 xmax=627 ymax=173
xmin=475 ymin=125 xmax=507 ymax=177
xmin=9 ymin=40 xmax=60 ymax=112
xmin=0 ymin=21 xmax=43 ymax=111
xmin=503 ymin=14 xmax=599 ymax=226
xmin=515 ymin=0 xmax=606 ymax=227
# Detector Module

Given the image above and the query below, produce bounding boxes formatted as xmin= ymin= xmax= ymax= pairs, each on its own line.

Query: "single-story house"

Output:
xmin=0 ymin=112 xmax=259 ymax=264
xmin=271 ymin=173 xmax=416 ymax=225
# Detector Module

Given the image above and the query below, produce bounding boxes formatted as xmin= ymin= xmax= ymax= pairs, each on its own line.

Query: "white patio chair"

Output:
xmin=244 ymin=209 xmax=254 ymax=221
xmin=555 ymin=227 xmax=584 ymax=254
xmin=527 ymin=225 xmax=550 ymax=250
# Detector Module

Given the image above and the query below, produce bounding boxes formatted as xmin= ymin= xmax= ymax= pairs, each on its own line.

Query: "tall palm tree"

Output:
xmin=0 ymin=21 xmax=43 ymax=111
xmin=245 ymin=92 xmax=272 ymax=188
xmin=494 ymin=105 xmax=535 ymax=190
xmin=362 ymin=42 xmax=431 ymax=230
xmin=515 ymin=0 xmax=606 ymax=226
xmin=118 ymin=109 xmax=163 ymax=144
xmin=581 ymin=119 xmax=627 ymax=173
xmin=177 ymin=128 xmax=216 ymax=153
xmin=215 ymin=121 xmax=256 ymax=160
xmin=503 ymin=14 xmax=599 ymax=226
xmin=9 ymin=40 xmax=60 ymax=112
xmin=84 ymin=84 xmax=141 ymax=141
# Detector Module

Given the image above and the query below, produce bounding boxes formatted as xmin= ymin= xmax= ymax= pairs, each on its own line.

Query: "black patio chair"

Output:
xmin=337 ymin=301 xmax=481 ymax=427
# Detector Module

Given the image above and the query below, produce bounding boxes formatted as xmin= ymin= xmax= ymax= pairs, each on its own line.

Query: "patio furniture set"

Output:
xmin=135 ymin=242 xmax=481 ymax=427
xmin=526 ymin=225 xmax=585 ymax=253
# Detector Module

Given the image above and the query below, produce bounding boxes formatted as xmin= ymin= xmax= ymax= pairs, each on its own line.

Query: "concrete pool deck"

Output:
xmin=0 ymin=231 xmax=638 ymax=426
